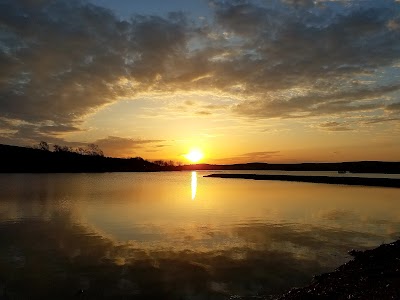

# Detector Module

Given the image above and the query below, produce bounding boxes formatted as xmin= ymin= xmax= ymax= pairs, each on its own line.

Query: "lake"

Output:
xmin=1 ymin=172 xmax=400 ymax=299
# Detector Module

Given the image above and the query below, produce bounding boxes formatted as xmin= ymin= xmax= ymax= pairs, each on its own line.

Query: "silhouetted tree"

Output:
xmin=33 ymin=141 xmax=50 ymax=151
xmin=38 ymin=141 xmax=50 ymax=151
xmin=154 ymin=160 xmax=166 ymax=166
xmin=153 ymin=160 xmax=176 ymax=167
xmin=75 ymin=147 xmax=86 ymax=155
xmin=53 ymin=144 xmax=72 ymax=153
xmin=68 ymin=144 xmax=104 ymax=156
xmin=86 ymin=144 xmax=104 ymax=157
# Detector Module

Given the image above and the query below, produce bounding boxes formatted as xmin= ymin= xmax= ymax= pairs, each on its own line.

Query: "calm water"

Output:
xmin=0 ymin=172 xmax=400 ymax=299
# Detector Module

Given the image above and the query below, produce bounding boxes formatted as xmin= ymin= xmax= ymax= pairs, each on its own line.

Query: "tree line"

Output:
xmin=33 ymin=141 xmax=104 ymax=157
xmin=32 ymin=141 xmax=181 ymax=167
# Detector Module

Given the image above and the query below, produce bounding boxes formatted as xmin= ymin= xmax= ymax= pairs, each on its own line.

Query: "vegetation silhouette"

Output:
xmin=0 ymin=143 xmax=160 ymax=173
xmin=205 ymin=173 xmax=400 ymax=188
xmin=0 ymin=142 xmax=399 ymax=173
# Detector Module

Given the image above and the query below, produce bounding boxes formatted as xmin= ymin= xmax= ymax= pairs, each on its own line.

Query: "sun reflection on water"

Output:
xmin=191 ymin=171 xmax=197 ymax=200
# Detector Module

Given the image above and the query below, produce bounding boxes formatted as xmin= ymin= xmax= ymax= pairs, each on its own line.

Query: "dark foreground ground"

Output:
xmin=205 ymin=174 xmax=400 ymax=188
xmin=275 ymin=240 xmax=400 ymax=300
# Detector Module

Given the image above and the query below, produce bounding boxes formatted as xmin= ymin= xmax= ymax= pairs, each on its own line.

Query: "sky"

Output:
xmin=1 ymin=0 xmax=400 ymax=164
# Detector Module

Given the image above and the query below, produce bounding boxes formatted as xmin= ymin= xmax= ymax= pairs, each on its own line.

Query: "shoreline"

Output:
xmin=277 ymin=240 xmax=400 ymax=299
xmin=204 ymin=173 xmax=400 ymax=188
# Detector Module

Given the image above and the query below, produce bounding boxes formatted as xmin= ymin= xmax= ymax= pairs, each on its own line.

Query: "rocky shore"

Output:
xmin=277 ymin=240 xmax=400 ymax=299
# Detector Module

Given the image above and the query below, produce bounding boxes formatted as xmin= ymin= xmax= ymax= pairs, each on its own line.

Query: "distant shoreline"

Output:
xmin=204 ymin=173 xmax=400 ymax=188
xmin=1 ymin=144 xmax=400 ymax=174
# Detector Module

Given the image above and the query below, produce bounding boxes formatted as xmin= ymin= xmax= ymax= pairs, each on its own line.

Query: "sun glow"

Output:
xmin=185 ymin=149 xmax=204 ymax=163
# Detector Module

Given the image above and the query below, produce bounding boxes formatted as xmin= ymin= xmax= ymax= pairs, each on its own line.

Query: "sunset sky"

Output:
xmin=1 ymin=0 xmax=400 ymax=163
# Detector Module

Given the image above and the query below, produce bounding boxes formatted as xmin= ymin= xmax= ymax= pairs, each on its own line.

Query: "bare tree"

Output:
xmin=86 ymin=144 xmax=104 ymax=157
xmin=72 ymin=144 xmax=104 ymax=156
xmin=153 ymin=160 xmax=175 ymax=167
xmin=35 ymin=141 xmax=50 ymax=151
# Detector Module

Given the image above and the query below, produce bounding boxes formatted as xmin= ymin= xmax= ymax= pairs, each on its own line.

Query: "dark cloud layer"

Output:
xmin=0 ymin=0 xmax=190 ymax=142
xmin=1 ymin=0 xmax=400 ymax=145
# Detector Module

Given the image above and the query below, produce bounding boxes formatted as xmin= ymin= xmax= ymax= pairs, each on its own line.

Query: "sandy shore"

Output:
xmin=204 ymin=174 xmax=400 ymax=188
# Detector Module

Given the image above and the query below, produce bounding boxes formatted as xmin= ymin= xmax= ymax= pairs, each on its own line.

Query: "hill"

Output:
xmin=0 ymin=144 xmax=159 ymax=172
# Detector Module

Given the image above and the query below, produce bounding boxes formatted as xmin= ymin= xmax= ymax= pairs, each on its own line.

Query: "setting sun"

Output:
xmin=184 ymin=149 xmax=204 ymax=163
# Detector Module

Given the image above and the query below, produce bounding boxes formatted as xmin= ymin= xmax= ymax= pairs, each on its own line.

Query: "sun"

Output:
xmin=184 ymin=149 xmax=204 ymax=163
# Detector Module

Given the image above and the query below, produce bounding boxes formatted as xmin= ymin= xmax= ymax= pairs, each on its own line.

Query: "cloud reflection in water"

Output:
xmin=1 ymin=173 xmax=400 ymax=299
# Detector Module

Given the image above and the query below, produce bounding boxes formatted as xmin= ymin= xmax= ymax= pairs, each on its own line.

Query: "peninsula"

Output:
xmin=204 ymin=173 xmax=400 ymax=188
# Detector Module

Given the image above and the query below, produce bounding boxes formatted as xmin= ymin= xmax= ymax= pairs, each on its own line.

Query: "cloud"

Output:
xmin=215 ymin=151 xmax=281 ymax=164
xmin=0 ymin=120 xmax=82 ymax=147
xmin=1 ymin=0 xmax=400 ymax=145
xmin=184 ymin=100 xmax=195 ymax=106
xmin=317 ymin=121 xmax=353 ymax=131
xmin=211 ymin=1 xmax=269 ymax=36
xmin=0 ymin=0 xmax=190 ymax=141
xmin=219 ymin=0 xmax=400 ymax=118
xmin=94 ymin=136 xmax=164 ymax=157
xmin=363 ymin=117 xmax=400 ymax=124
xmin=233 ymin=85 xmax=400 ymax=119
xmin=196 ymin=110 xmax=212 ymax=115
xmin=386 ymin=102 xmax=400 ymax=111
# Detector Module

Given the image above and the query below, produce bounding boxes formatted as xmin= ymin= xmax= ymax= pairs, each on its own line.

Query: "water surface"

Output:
xmin=0 ymin=172 xmax=399 ymax=299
